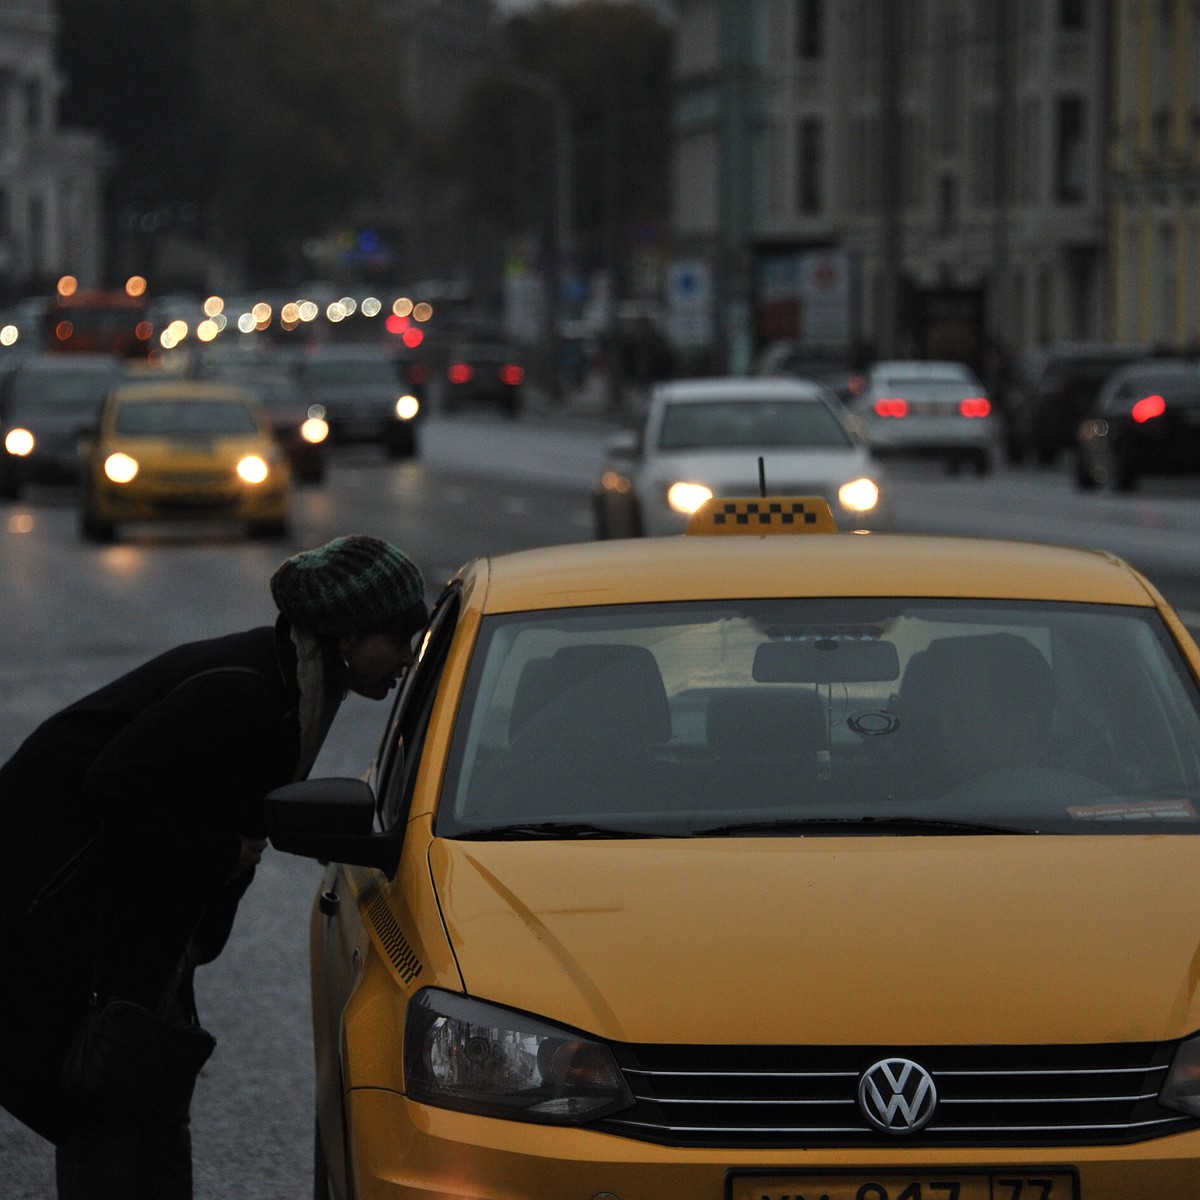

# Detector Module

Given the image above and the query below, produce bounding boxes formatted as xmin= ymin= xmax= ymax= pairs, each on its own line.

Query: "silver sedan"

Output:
xmin=847 ymin=359 xmax=999 ymax=475
xmin=592 ymin=376 xmax=889 ymax=538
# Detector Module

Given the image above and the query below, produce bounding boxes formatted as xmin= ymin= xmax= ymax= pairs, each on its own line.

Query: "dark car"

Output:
xmin=226 ymin=371 xmax=329 ymax=485
xmin=1074 ymin=358 xmax=1200 ymax=491
xmin=754 ymin=340 xmax=865 ymax=402
xmin=443 ymin=337 xmax=525 ymax=416
xmin=0 ymin=353 xmax=125 ymax=499
xmin=293 ymin=344 xmax=419 ymax=458
xmin=392 ymin=343 xmax=431 ymax=405
xmin=1006 ymin=342 xmax=1152 ymax=465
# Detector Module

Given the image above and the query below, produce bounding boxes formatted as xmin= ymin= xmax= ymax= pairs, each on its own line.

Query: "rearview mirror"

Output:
xmin=753 ymin=639 xmax=900 ymax=684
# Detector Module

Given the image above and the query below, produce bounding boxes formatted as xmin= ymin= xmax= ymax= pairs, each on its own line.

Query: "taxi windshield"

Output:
xmin=113 ymin=399 xmax=259 ymax=436
xmin=438 ymin=599 xmax=1200 ymax=839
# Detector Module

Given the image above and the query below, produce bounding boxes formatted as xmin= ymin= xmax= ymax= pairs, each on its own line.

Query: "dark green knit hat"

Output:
xmin=270 ymin=534 xmax=427 ymax=639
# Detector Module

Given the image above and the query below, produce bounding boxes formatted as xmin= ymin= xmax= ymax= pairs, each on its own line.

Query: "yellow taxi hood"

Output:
xmin=429 ymin=834 xmax=1200 ymax=1046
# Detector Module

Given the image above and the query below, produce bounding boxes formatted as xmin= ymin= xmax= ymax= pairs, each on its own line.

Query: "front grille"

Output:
xmin=142 ymin=469 xmax=231 ymax=488
xmin=596 ymin=1041 xmax=1197 ymax=1148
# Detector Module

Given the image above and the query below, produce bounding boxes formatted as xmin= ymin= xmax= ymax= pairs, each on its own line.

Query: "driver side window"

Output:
xmin=375 ymin=585 xmax=461 ymax=831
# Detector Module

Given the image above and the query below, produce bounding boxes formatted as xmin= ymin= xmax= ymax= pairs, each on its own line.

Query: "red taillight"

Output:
xmin=449 ymin=363 xmax=473 ymax=384
xmin=874 ymin=397 xmax=909 ymax=418
xmin=402 ymin=327 xmax=424 ymax=348
xmin=959 ymin=396 xmax=991 ymax=418
xmin=847 ymin=374 xmax=866 ymax=396
xmin=1132 ymin=393 xmax=1166 ymax=423
xmin=501 ymin=363 xmax=525 ymax=386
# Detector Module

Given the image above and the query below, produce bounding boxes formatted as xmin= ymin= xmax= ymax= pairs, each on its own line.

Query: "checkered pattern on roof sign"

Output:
xmin=687 ymin=496 xmax=838 ymax=535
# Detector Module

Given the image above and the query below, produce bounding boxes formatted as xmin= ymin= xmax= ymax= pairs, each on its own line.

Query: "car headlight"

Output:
xmin=300 ymin=416 xmax=329 ymax=444
xmin=395 ymin=393 xmax=420 ymax=421
xmin=5 ymin=428 xmax=34 ymax=457
xmin=404 ymin=988 xmax=634 ymax=1125
xmin=103 ymin=452 xmax=138 ymax=483
xmin=838 ymin=477 xmax=880 ymax=513
xmin=666 ymin=481 xmax=713 ymax=515
xmin=236 ymin=455 xmax=269 ymax=484
xmin=1161 ymin=1033 xmax=1200 ymax=1117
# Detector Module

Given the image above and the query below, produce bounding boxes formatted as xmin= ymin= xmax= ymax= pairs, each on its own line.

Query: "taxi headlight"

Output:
xmin=300 ymin=416 xmax=329 ymax=444
xmin=404 ymin=988 xmax=634 ymax=1125
xmin=236 ymin=455 xmax=269 ymax=484
xmin=1161 ymin=1034 xmax=1200 ymax=1117
xmin=838 ymin=477 xmax=880 ymax=513
xmin=5 ymin=428 xmax=34 ymax=457
xmin=103 ymin=452 xmax=139 ymax=484
xmin=666 ymin=481 xmax=713 ymax=515
xmin=395 ymin=393 xmax=420 ymax=421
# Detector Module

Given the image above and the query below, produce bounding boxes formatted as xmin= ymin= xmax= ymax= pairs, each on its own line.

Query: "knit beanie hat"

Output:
xmin=270 ymin=534 xmax=427 ymax=640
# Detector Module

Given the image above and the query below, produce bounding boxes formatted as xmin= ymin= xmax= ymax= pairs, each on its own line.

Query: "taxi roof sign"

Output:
xmin=686 ymin=496 xmax=839 ymax=536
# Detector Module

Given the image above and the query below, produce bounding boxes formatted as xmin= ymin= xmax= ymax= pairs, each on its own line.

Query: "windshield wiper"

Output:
xmin=695 ymin=816 xmax=1033 ymax=837
xmin=454 ymin=821 xmax=667 ymax=840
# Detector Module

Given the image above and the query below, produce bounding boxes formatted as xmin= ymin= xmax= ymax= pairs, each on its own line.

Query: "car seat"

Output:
xmin=894 ymin=632 xmax=1054 ymax=800
xmin=702 ymin=688 xmax=827 ymax=808
xmin=493 ymin=643 xmax=674 ymax=819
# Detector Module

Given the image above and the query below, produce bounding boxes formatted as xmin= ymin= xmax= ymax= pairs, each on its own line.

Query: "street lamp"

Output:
xmin=492 ymin=64 xmax=573 ymax=401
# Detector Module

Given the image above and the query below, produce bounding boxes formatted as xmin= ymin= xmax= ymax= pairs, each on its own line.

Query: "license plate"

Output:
xmin=729 ymin=1171 xmax=1078 ymax=1200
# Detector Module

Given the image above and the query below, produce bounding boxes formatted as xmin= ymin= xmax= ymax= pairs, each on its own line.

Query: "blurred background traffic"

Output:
xmin=0 ymin=1 xmax=1195 ymax=458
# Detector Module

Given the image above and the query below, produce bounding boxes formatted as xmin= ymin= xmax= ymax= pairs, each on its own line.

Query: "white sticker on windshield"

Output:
xmin=1067 ymin=800 xmax=1199 ymax=821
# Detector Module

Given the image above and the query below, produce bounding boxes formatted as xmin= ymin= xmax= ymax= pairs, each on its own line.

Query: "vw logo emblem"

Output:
xmin=857 ymin=1057 xmax=938 ymax=1133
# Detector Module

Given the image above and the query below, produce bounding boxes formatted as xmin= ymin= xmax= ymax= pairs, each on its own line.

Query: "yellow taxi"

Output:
xmin=268 ymin=497 xmax=1200 ymax=1199
xmin=79 ymin=380 xmax=291 ymax=541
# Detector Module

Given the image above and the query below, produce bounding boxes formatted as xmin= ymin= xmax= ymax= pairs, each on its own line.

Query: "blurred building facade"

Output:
xmin=369 ymin=0 xmax=505 ymax=299
xmin=671 ymin=0 xmax=1198 ymax=374
xmin=1109 ymin=0 xmax=1200 ymax=348
xmin=0 ymin=0 xmax=105 ymax=300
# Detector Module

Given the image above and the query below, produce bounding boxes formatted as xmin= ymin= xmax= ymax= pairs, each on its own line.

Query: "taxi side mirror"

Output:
xmin=266 ymin=777 xmax=401 ymax=872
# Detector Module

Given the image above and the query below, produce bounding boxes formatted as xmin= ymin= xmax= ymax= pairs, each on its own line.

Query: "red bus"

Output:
xmin=45 ymin=289 xmax=153 ymax=358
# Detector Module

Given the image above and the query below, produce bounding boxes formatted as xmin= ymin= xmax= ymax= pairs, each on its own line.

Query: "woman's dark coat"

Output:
xmin=0 ymin=622 xmax=303 ymax=1142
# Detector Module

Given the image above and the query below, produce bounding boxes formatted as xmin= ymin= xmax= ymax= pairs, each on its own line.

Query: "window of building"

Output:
xmin=1153 ymin=108 xmax=1171 ymax=164
xmin=934 ymin=12 xmax=960 ymax=154
xmin=1019 ymin=97 xmax=1042 ymax=205
xmin=795 ymin=0 xmax=824 ymax=59
xmin=1059 ymin=0 xmax=1086 ymax=30
xmin=971 ymin=106 xmax=998 ymax=205
xmin=797 ymin=118 xmax=823 ymax=213
xmin=762 ymin=124 xmax=784 ymax=218
xmin=1054 ymin=95 xmax=1087 ymax=204
xmin=902 ymin=113 xmax=927 ymax=208
xmin=24 ymin=80 xmax=42 ymax=135
xmin=1157 ymin=222 xmax=1177 ymax=341
xmin=28 ymin=194 xmax=46 ymax=279
xmin=939 ymin=174 xmax=958 ymax=236
xmin=1037 ymin=265 xmax=1054 ymax=343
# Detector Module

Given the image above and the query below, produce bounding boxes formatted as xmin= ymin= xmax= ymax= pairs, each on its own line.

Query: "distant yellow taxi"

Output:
xmin=269 ymin=497 xmax=1200 ymax=1199
xmin=79 ymin=380 xmax=291 ymax=541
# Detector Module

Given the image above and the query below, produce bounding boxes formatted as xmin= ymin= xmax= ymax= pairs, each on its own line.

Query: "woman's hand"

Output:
xmin=229 ymin=836 xmax=268 ymax=881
